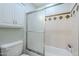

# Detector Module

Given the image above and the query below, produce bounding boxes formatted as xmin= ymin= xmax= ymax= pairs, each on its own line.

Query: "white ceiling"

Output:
xmin=22 ymin=3 xmax=59 ymax=9
xmin=31 ymin=3 xmax=50 ymax=8
xmin=22 ymin=3 xmax=50 ymax=8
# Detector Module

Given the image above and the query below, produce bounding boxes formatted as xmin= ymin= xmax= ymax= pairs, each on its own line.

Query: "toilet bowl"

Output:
xmin=0 ymin=40 xmax=23 ymax=56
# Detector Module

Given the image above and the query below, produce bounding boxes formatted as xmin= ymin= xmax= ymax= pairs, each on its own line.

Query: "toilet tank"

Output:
xmin=0 ymin=40 xmax=23 ymax=56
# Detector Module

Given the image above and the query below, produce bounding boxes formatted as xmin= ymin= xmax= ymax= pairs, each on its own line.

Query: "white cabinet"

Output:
xmin=0 ymin=4 xmax=14 ymax=24
xmin=0 ymin=3 xmax=25 ymax=28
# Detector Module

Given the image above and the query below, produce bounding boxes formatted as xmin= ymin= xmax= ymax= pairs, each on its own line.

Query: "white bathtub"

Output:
xmin=45 ymin=46 xmax=72 ymax=56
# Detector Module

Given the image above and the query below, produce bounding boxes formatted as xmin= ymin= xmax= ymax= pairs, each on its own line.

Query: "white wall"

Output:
xmin=45 ymin=14 xmax=72 ymax=49
xmin=24 ymin=3 xmax=35 ymax=13
xmin=45 ymin=3 xmax=74 ymax=48
xmin=45 ymin=3 xmax=79 ymax=56
xmin=71 ymin=5 xmax=79 ymax=55
xmin=45 ymin=5 xmax=79 ymax=56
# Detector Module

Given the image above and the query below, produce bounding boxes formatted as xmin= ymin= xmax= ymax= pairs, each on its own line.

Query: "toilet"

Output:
xmin=0 ymin=40 xmax=23 ymax=56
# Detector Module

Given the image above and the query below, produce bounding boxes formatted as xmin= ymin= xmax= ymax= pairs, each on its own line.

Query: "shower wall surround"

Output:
xmin=45 ymin=3 xmax=79 ymax=56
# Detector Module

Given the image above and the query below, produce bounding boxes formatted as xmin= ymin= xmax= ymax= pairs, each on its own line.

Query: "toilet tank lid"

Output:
xmin=0 ymin=40 xmax=23 ymax=48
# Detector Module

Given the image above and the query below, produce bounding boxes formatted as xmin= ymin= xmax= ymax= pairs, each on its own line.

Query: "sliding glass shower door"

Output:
xmin=26 ymin=10 xmax=45 ymax=55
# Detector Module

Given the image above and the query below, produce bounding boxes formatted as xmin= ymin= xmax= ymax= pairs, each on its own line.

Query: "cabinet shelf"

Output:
xmin=0 ymin=23 xmax=23 ymax=29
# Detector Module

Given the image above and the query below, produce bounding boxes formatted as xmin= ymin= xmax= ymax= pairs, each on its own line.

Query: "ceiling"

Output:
xmin=22 ymin=3 xmax=50 ymax=8
xmin=31 ymin=3 xmax=50 ymax=8
xmin=22 ymin=3 xmax=58 ymax=9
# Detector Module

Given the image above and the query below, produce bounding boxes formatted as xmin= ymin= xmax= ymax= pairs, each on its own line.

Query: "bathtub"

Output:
xmin=45 ymin=46 xmax=72 ymax=56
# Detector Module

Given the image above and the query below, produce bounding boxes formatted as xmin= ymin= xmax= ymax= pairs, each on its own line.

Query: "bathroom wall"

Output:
xmin=0 ymin=3 xmax=35 ymax=50
xmin=24 ymin=3 xmax=35 ymax=13
xmin=71 ymin=13 xmax=78 ymax=56
xmin=45 ymin=3 xmax=74 ymax=48
xmin=45 ymin=13 xmax=72 ymax=49
xmin=45 ymin=3 xmax=79 ymax=55
xmin=70 ymin=4 xmax=79 ymax=55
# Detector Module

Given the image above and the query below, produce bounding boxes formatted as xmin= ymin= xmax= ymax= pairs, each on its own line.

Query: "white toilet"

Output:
xmin=0 ymin=40 xmax=23 ymax=56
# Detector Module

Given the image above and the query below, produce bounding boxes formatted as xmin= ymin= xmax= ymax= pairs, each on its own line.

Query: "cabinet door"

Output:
xmin=14 ymin=4 xmax=25 ymax=25
xmin=0 ymin=4 xmax=15 ymax=24
xmin=0 ymin=3 xmax=25 ymax=25
xmin=0 ymin=4 xmax=4 ymax=23
xmin=27 ymin=10 xmax=45 ymax=55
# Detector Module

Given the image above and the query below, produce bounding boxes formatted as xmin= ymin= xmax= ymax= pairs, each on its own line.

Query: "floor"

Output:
xmin=21 ymin=54 xmax=29 ymax=56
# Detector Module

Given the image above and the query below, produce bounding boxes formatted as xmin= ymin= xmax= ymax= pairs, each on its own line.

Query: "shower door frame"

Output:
xmin=26 ymin=10 xmax=45 ymax=56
